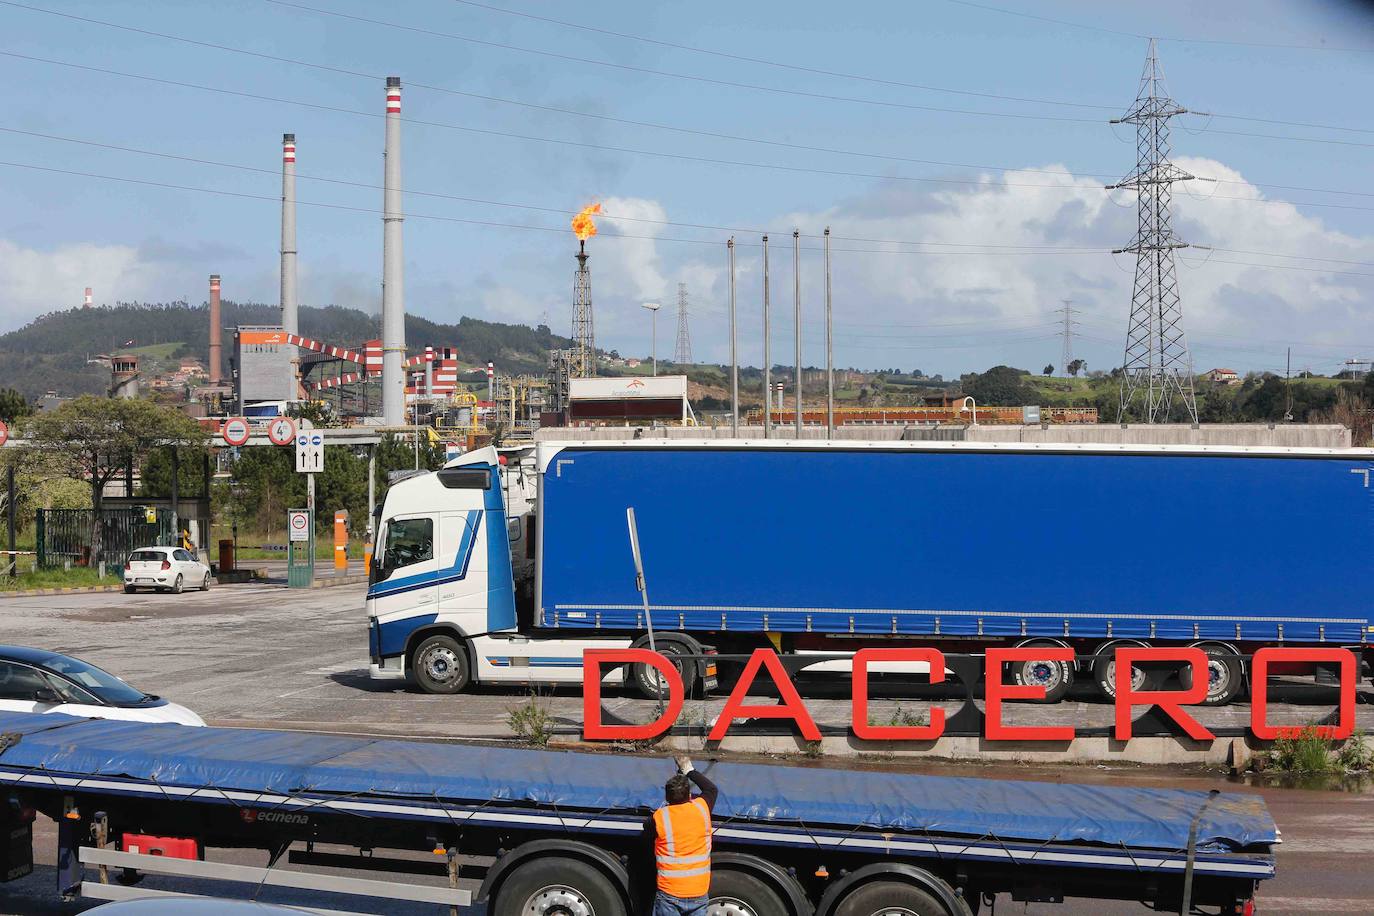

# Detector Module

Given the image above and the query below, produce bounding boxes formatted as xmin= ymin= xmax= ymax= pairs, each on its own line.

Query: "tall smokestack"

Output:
xmin=381 ymin=76 xmax=406 ymax=425
xmin=209 ymin=275 xmax=223 ymax=385
xmin=83 ymin=287 xmax=92 ymax=309
xmin=281 ymin=133 xmax=299 ymax=396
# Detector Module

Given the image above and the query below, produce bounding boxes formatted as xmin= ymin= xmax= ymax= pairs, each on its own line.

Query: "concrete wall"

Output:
xmin=536 ymin=423 xmax=1354 ymax=448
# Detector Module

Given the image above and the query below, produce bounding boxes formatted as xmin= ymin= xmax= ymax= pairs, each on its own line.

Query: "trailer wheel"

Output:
xmin=1181 ymin=644 xmax=1245 ymax=706
xmin=833 ymin=880 xmax=954 ymax=916
xmin=631 ymin=636 xmax=696 ymax=700
xmin=411 ymin=634 xmax=472 ymax=694
xmin=1008 ymin=641 xmax=1073 ymax=703
xmin=493 ymin=855 xmax=626 ymax=916
xmin=1092 ymin=641 xmax=1149 ymax=701
xmin=708 ymin=868 xmax=790 ymax=916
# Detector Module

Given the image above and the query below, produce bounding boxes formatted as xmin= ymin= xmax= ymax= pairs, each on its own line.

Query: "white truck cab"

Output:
xmin=367 ymin=447 xmax=636 ymax=693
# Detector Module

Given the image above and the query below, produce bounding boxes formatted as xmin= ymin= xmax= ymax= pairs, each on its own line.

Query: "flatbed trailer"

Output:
xmin=1 ymin=713 xmax=1274 ymax=915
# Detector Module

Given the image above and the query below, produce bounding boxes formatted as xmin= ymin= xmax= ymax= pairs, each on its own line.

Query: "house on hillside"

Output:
xmin=1204 ymin=368 xmax=1240 ymax=385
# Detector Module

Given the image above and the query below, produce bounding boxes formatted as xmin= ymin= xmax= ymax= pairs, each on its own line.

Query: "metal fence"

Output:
xmin=35 ymin=508 xmax=175 ymax=570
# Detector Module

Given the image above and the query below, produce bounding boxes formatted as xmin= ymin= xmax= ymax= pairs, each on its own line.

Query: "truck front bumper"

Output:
xmin=370 ymin=656 xmax=407 ymax=680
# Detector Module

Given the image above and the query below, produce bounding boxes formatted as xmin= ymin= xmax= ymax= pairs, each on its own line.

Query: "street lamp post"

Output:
xmin=642 ymin=302 xmax=661 ymax=376
xmin=961 ymin=395 xmax=978 ymax=426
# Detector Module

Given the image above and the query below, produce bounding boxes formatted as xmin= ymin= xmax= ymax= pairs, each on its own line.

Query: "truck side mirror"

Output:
xmin=33 ymin=687 xmax=62 ymax=704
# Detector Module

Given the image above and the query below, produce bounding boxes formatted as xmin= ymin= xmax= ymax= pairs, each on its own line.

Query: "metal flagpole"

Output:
xmin=825 ymin=227 xmax=834 ymax=438
xmin=762 ymin=235 xmax=771 ymax=439
xmin=793 ymin=230 xmax=802 ymax=438
xmin=728 ymin=238 xmax=738 ymax=436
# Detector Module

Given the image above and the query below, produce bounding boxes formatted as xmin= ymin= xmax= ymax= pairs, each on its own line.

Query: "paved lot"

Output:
xmin=1 ymin=583 xmax=1372 ymax=913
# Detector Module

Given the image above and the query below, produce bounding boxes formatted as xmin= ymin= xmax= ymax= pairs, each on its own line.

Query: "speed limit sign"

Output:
xmin=221 ymin=417 xmax=251 ymax=447
xmin=267 ymin=416 xmax=297 ymax=446
xmin=0 ymin=419 xmax=8 ymax=447
xmin=288 ymin=509 xmax=310 ymax=541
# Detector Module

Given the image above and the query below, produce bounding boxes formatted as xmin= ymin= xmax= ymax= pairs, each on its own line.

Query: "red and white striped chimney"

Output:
xmin=83 ymin=287 xmax=92 ymax=309
xmin=209 ymin=275 xmax=223 ymax=385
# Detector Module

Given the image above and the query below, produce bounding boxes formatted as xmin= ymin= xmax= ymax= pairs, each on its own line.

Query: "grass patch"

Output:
xmin=1 ymin=566 xmax=116 ymax=591
xmin=868 ymin=704 xmax=930 ymax=730
xmin=1263 ymin=726 xmax=1373 ymax=774
xmin=507 ymin=694 xmax=555 ymax=746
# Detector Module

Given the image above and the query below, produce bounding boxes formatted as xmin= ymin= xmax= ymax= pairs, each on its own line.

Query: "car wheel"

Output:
xmin=200 ymin=571 xmax=211 ymax=591
xmin=123 ymin=585 xmax=136 ymax=594
xmin=411 ymin=635 xmax=472 ymax=694
xmin=171 ymin=574 xmax=183 ymax=595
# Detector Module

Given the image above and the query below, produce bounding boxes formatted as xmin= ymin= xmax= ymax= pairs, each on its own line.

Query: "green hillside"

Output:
xmin=0 ymin=302 xmax=573 ymax=399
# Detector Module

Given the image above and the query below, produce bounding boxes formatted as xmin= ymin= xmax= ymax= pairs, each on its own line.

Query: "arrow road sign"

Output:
xmin=295 ymin=429 xmax=325 ymax=473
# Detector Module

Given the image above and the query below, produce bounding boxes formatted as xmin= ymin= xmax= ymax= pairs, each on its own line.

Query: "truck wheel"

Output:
xmin=492 ymin=855 xmax=626 ymax=916
xmin=631 ymin=637 xmax=694 ymax=700
xmin=834 ymin=880 xmax=954 ymax=916
xmin=708 ymin=869 xmax=790 ymax=916
xmin=1092 ymin=642 xmax=1149 ymax=701
xmin=1008 ymin=641 xmax=1073 ymax=703
xmin=411 ymin=634 xmax=472 ymax=694
xmin=1181 ymin=645 xmax=1245 ymax=706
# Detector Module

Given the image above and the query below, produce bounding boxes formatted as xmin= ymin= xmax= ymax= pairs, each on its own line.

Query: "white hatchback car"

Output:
xmin=0 ymin=646 xmax=205 ymax=726
xmin=124 ymin=546 xmax=212 ymax=594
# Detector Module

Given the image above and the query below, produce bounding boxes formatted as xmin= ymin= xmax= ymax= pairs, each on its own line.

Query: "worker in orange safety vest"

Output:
xmin=647 ymin=754 xmax=718 ymax=915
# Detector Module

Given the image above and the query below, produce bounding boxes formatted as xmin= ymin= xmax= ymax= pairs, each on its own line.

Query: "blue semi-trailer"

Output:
xmin=367 ymin=440 xmax=1374 ymax=703
xmin=0 ymin=712 xmax=1276 ymax=914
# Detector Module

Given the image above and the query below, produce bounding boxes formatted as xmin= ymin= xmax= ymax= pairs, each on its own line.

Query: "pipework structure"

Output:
xmin=1110 ymin=40 xmax=1199 ymax=424
xmin=381 ymin=77 xmax=407 ymax=426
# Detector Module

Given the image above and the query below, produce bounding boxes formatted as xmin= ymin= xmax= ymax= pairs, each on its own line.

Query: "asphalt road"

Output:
xmin=1 ymin=583 xmax=1371 ymax=913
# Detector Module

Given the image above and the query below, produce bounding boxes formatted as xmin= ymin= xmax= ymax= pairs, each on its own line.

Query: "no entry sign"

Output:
xmin=267 ymin=416 xmax=297 ymax=446
xmin=288 ymin=509 xmax=310 ymax=541
xmin=221 ymin=417 xmax=250 ymax=446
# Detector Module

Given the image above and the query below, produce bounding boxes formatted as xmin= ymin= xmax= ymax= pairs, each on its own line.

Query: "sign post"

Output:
xmin=286 ymin=507 xmax=313 ymax=588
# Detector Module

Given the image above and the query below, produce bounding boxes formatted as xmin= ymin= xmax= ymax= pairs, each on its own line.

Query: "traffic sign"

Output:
xmin=295 ymin=429 xmax=325 ymax=473
xmin=266 ymin=416 xmax=297 ymax=446
xmin=221 ymin=417 xmax=250 ymax=447
xmin=288 ymin=509 xmax=310 ymax=542
xmin=0 ymin=419 xmax=8 ymax=447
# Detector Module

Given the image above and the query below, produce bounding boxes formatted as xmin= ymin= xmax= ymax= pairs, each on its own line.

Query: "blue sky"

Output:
xmin=3 ymin=0 xmax=1374 ymax=378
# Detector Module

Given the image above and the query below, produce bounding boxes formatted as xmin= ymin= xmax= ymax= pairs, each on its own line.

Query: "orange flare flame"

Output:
xmin=571 ymin=202 xmax=601 ymax=242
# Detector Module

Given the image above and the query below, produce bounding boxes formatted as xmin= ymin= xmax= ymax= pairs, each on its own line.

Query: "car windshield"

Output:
xmin=38 ymin=654 xmax=149 ymax=705
xmin=129 ymin=550 xmax=165 ymax=562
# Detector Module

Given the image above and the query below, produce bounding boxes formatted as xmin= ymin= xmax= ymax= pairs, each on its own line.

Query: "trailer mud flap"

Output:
xmin=1 ymin=798 xmax=34 ymax=883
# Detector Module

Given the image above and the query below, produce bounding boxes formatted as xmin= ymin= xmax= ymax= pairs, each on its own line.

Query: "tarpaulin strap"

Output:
xmin=1179 ymin=789 xmax=1219 ymax=915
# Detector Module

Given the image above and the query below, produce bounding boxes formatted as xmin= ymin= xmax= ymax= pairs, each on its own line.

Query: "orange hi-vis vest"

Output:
xmin=653 ymin=796 xmax=712 ymax=898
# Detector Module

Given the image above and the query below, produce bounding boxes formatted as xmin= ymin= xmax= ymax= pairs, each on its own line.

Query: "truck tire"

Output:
xmin=709 ymin=868 xmax=790 ymax=916
xmin=833 ymin=880 xmax=954 ymax=916
xmin=1092 ymin=641 xmax=1149 ymax=701
xmin=1008 ymin=641 xmax=1073 ymax=703
xmin=1181 ymin=644 xmax=1245 ymax=706
xmin=631 ymin=636 xmax=695 ymax=700
xmin=492 ymin=855 xmax=627 ymax=916
xmin=411 ymin=634 xmax=472 ymax=694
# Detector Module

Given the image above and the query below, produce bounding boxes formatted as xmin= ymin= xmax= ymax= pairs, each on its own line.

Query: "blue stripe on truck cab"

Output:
xmin=378 ymin=613 xmax=438 ymax=657
xmin=367 ymin=511 xmax=482 ymax=600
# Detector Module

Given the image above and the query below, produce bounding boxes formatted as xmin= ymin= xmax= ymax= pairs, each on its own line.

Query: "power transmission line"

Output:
xmin=1056 ymin=300 xmax=1078 ymax=376
xmin=1111 ymin=40 xmax=1199 ymax=424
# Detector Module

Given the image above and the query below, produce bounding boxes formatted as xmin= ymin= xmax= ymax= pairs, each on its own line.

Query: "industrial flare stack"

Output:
xmin=570 ymin=203 xmax=599 ymax=378
xmin=381 ymin=76 xmax=406 ymax=425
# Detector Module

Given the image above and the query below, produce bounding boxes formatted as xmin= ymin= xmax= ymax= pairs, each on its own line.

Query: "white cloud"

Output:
xmin=0 ymin=239 xmax=166 ymax=330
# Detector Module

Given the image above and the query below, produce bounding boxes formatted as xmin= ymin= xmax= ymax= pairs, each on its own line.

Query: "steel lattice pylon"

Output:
xmin=674 ymin=282 xmax=693 ymax=365
xmin=1110 ymin=39 xmax=1199 ymax=424
xmin=571 ymin=242 xmax=595 ymax=377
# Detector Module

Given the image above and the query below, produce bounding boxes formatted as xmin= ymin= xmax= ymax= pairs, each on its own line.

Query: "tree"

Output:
xmin=963 ymin=366 xmax=1039 ymax=406
xmin=1043 ymin=364 xmax=1054 ymax=376
xmin=25 ymin=397 xmax=206 ymax=561
xmin=0 ymin=388 xmax=31 ymax=425
xmin=1066 ymin=359 xmax=1087 ymax=377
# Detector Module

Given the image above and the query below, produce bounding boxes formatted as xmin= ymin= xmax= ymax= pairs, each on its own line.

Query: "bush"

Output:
xmin=1262 ymin=726 xmax=1372 ymax=774
xmin=507 ymin=694 xmax=554 ymax=746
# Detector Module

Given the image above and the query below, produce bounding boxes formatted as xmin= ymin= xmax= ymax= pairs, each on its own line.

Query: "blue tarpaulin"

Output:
xmin=0 ymin=714 xmax=1275 ymax=851
xmin=0 ymin=713 xmax=1275 ymax=853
